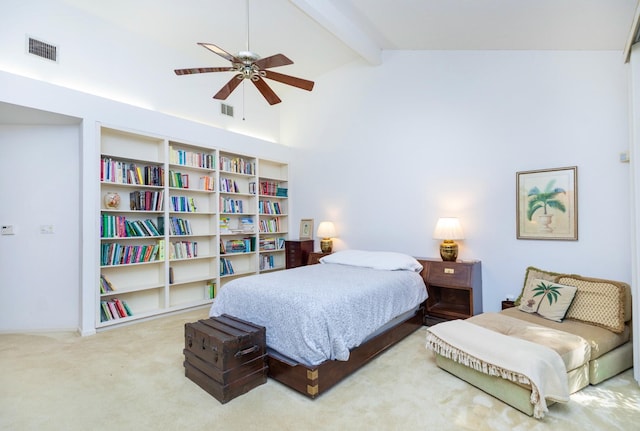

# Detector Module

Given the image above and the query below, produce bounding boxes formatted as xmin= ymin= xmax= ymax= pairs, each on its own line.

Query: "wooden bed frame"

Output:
xmin=266 ymin=259 xmax=429 ymax=398
xmin=267 ymin=305 xmax=424 ymax=398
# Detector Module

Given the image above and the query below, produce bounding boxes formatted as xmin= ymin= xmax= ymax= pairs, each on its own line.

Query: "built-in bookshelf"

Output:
xmin=97 ymin=125 xmax=289 ymax=329
xmin=218 ymin=151 xmax=258 ymax=288
xmin=257 ymin=160 xmax=288 ymax=272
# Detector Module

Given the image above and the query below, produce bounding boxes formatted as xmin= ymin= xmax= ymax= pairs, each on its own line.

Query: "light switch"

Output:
xmin=1 ymin=225 xmax=15 ymax=235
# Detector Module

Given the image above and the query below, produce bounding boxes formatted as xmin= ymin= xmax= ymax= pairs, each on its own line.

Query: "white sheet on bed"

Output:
xmin=209 ymin=263 xmax=428 ymax=366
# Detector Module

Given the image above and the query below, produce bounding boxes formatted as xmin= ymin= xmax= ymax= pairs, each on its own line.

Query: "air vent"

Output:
xmin=221 ymin=103 xmax=234 ymax=117
xmin=27 ymin=36 xmax=58 ymax=62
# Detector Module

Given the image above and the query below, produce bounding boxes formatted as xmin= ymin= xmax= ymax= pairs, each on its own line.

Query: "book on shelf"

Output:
xmin=169 ymin=146 xmax=215 ymax=169
xmin=158 ymin=239 xmax=165 ymax=260
xmin=170 ymin=196 xmax=197 ymax=212
xmin=100 ymin=274 xmax=115 ymax=293
xmin=219 ymin=156 xmax=255 ymax=175
xmin=259 ymin=237 xmax=276 ymax=251
xmin=101 ymin=216 xmax=161 ymax=238
xmin=258 ymin=200 xmax=282 ymax=215
xmin=241 ymin=216 xmax=254 ymax=232
xmin=199 ymin=176 xmax=214 ymax=191
xmin=100 ymin=301 xmax=111 ymax=322
xmin=169 ymin=170 xmax=190 ymax=189
xmin=100 ymin=158 xmax=163 ymax=186
xmin=259 ymin=181 xmax=287 ymax=196
xmin=100 ymin=242 xmax=162 ymax=266
xmin=220 ymin=258 xmax=235 ymax=275
xmin=129 ymin=190 xmax=164 ymax=211
xmin=219 ymin=217 xmax=231 ymax=233
xmin=113 ymin=298 xmax=127 ymax=318
xmin=219 ymin=177 xmax=240 ymax=193
xmin=100 ymin=299 xmax=133 ymax=322
xmin=170 ymin=240 xmax=197 ymax=259
xmin=260 ymin=254 xmax=276 ymax=270
xmin=220 ymin=238 xmax=253 ymax=253
xmin=220 ymin=197 xmax=245 ymax=214
xmin=258 ymin=217 xmax=281 ymax=233
xmin=207 ymin=281 xmax=217 ymax=299
xmin=170 ymin=217 xmax=192 ymax=235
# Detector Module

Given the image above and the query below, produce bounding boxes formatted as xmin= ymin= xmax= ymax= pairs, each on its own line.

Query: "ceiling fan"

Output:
xmin=174 ymin=44 xmax=314 ymax=105
xmin=173 ymin=1 xmax=314 ymax=106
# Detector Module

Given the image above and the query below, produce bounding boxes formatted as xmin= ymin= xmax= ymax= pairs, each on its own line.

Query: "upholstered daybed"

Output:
xmin=426 ymin=267 xmax=633 ymax=418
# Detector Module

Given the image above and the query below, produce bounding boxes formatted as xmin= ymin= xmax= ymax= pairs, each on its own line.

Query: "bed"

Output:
xmin=425 ymin=266 xmax=633 ymax=418
xmin=209 ymin=250 xmax=429 ymax=398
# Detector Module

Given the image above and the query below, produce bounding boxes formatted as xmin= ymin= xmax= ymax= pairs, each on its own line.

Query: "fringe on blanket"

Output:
xmin=425 ymin=331 xmax=547 ymax=419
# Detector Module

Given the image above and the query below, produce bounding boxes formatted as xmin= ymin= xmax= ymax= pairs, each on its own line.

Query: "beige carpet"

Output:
xmin=1 ymin=307 xmax=638 ymax=431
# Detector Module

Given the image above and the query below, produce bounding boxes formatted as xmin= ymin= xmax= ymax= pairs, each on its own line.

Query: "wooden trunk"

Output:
xmin=184 ymin=314 xmax=266 ymax=369
xmin=183 ymin=314 xmax=267 ymax=403
xmin=184 ymin=361 xmax=268 ymax=404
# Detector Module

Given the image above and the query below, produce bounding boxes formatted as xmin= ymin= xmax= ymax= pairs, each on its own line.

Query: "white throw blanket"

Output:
xmin=426 ymin=319 xmax=569 ymax=418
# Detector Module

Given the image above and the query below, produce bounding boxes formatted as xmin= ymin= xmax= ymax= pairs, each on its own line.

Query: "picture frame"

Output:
xmin=516 ymin=166 xmax=578 ymax=240
xmin=299 ymin=218 xmax=314 ymax=240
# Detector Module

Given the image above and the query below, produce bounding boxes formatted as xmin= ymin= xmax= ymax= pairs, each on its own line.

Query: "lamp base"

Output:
xmin=320 ymin=238 xmax=333 ymax=253
xmin=439 ymin=240 xmax=458 ymax=262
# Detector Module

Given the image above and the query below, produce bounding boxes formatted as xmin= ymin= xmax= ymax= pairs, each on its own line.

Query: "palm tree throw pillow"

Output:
xmin=518 ymin=278 xmax=578 ymax=322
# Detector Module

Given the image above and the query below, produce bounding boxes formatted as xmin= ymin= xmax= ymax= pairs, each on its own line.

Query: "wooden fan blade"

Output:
xmin=213 ymin=75 xmax=244 ymax=100
xmin=253 ymin=54 xmax=293 ymax=70
xmin=263 ymin=70 xmax=314 ymax=91
xmin=252 ymin=78 xmax=282 ymax=105
xmin=198 ymin=42 xmax=241 ymax=63
xmin=174 ymin=67 xmax=235 ymax=75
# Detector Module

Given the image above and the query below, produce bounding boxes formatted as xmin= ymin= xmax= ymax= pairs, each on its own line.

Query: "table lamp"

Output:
xmin=433 ymin=217 xmax=464 ymax=261
xmin=317 ymin=221 xmax=337 ymax=253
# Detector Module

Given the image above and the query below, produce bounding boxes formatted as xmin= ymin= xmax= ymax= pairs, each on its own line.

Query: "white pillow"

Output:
xmin=319 ymin=250 xmax=423 ymax=272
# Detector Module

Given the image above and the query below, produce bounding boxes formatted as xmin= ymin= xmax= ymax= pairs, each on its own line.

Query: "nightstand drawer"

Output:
xmin=428 ymin=261 xmax=472 ymax=287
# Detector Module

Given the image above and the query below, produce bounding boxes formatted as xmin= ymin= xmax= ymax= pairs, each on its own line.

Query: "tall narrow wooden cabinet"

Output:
xmin=98 ymin=125 xmax=289 ymax=329
xmin=284 ymin=240 xmax=314 ymax=269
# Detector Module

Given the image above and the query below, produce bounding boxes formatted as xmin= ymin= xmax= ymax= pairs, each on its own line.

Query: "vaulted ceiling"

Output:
xmin=64 ymin=0 xmax=638 ymax=81
xmin=2 ymin=1 xmax=638 ymax=131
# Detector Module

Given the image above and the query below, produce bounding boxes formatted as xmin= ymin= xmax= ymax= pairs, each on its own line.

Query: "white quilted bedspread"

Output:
xmin=209 ymin=263 xmax=427 ymax=365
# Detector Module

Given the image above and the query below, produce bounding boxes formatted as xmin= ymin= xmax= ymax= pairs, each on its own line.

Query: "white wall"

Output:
xmin=0 ymin=0 xmax=281 ymax=142
xmin=0 ymin=124 xmax=80 ymax=331
xmin=628 ymin=43 xmax=640 ymax=385
xmin=0 ymin=48 xmax=633 ymax=336
xmin=0 ymin=71 xmax=292 ymax=334
xmin=282 ymin=50 xmax=631 ymax=312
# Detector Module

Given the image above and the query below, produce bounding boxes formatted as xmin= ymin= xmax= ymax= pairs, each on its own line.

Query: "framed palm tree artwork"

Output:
xmin=516 ymin=166 xmax=578 ymax=240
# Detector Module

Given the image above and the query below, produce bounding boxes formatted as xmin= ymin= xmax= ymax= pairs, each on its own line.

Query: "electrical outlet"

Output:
xmin=1 ymin=225 xmax=15 ymax=235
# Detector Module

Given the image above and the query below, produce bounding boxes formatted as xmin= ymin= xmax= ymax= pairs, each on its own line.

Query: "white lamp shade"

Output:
xmin=433 ymin=217 xmax=464 ymax=240
xmin=317 ymin=221 xmax=337 ymax=238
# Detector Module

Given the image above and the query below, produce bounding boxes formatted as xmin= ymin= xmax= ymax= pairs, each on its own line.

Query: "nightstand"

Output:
xmin=424 ymin=260 xmax=482 ymax=326
xmin=307 ymin=251 xmax=331 ymax=265
xmin=501 ymin=300 xmax=515 ymax=310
